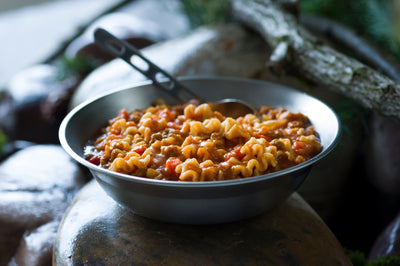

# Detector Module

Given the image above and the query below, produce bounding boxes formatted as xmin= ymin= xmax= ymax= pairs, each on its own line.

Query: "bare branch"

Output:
xmin=232 ymin=0 xmax=400 ymax=120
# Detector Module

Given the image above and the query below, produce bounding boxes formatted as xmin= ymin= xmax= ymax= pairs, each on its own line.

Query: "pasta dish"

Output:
xmin=84 ymin=103 xmax=322 ymax=181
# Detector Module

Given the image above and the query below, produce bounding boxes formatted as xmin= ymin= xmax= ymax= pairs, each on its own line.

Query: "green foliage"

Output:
xmin=0 ymin=129 xmax=7 ymax=155
xmin=345 ymin=249 xmax=400 ymax=266
xmin=368 ymin=256 xmax=400 ymax=266
xmin=346 ymin=249 xmax=367 ymax=266
xmin=0 ymin=94 xmax=7 ymax=155
xmin=301 ymin=0 xmax=400 ymax=60
xmin=55 ymin=55 xmax=96 ymax=81
xmin=179 ymin=0 xmax=230 ymax=28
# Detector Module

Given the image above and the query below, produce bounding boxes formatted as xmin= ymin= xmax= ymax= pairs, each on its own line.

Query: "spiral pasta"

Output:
xmin=84 ymin=103 xmax=322 ymax=181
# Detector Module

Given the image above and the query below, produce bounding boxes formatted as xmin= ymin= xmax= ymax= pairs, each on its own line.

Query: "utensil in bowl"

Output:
xmin=94 ymin=28 xmax=255 ymax=118
xmin=59 ymin=76 xmax=341 ymax=224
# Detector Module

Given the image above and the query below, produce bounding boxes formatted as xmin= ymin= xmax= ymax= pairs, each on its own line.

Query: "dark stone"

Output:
xmin=54 ymin=181 xmax=351 ymax=265
xmin=64 ymin=13 xmax=166 ymax=66
xmin=1 ymin=65 xmax=70 ymax=143
xmin=366 ymin=112 xmax=400 ymax=196
xmin=10 ymin=220 xmax=59 ymax=266
xmin=369 ymin=212 xmax=400 ymax=260
xmin=0 ymin=145 xmax=89 ymax=265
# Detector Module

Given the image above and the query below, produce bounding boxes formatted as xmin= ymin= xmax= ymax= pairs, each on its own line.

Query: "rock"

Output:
xmin=5 ymin=65 xmax=57 ymax=106
xmin=10 ymin=220 xmax=59 ymax=266
xmin=1 ymin=65 xmax=70 ymax=143
xmin=0 ymin=145 xmax=89 ymax=265
xmin=369 ymin=212 xmax=400 ymax=260
xmin=0 ymin=91 xmax=15 ymax=137
xmin=54 ymin=180 xmax=351 ymax=265
xmin=64 ymin=13 xmax=166 ymax=66
xmin=65 ymin=0 xmax=190 ymax=62
xmin=0 ymin=140 xmax=35 ymax=162
xmin=366 ymin=112 xmax=400 ymax=196
xmin=0 ymin=0 xmax=189 ymax=144
xmin=117 ymin=0 xmax=190 ymax=40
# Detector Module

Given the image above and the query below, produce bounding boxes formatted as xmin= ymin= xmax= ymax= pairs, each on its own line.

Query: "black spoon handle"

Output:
xmin=94 ymin=28 xmax=204 ymax=103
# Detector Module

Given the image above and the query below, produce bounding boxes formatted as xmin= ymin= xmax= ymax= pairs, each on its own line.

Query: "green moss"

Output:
xmin=368 ymin=256 xmax=400 ymax=266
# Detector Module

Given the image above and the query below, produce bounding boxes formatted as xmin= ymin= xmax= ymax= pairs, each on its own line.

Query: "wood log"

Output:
xmin=231 ymin=0 xmax=400 ymax=121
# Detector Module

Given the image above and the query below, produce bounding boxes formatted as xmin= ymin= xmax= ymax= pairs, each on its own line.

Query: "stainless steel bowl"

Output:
xmin=59 ymin=76 xmax=341 ymax=224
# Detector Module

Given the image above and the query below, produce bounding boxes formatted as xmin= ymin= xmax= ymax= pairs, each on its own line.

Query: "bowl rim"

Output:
xmin=59 ymin=76 xmax=341 ymax=188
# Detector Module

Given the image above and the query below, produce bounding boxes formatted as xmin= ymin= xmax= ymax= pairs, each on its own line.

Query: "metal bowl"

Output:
xmin=59 ymin=76 xmax=340 ymax=224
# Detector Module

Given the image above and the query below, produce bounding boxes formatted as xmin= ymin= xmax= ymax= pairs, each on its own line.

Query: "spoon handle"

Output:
xmin=94 ymin=28 xmax=204 ymax=103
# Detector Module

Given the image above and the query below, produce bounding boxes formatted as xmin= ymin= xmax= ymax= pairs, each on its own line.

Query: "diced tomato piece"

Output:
xmin=188 ymin=99 xmax=200 ymax=106
xmin=132 ymin=145 xmax=147 ymax=155
xmin=224 ymin=146 xmax=245 ymax=161
xmin=292 ymin=141 xmax=313 ymax=156
xmin=166 ymin=122 xmax=182 ymax=130
xmin=117 ymin=109 xmax=130 ymax=120
xmin=88 ymin=155 xmax=101 ymax=165
xmin=159 ymin=109 xmax=175 ymax=121
xmin=255 ymin=133 xmax=272 ymax=142
xmin=293 ymin=141 xmax=306 ymax=149
xmin=166 ymin=158 xmax=181 ymax=176
xmin=110 ymin=108 xmax=130 ymax=124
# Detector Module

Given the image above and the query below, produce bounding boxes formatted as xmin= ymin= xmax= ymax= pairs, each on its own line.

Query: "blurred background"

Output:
xmin=0 ymin=0 xmax=52 ymax=12
xmin=0 ymin=0 xmax=117 ymax=87
xmin=1 ymin=0 xmax=400 ymax=264
xmin=2 ymin=0 xmax=399 ymax=88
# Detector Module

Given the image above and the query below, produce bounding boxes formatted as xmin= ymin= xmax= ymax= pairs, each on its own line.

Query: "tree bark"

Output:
xmin=231 ymin=0 xmax=400 ymax=121
xmin=300 ymin=14 xmax=400 ymax=83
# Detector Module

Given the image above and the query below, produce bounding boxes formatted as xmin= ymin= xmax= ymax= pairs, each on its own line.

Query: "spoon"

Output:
xmin=93 ymin=28 xmax=255 ymax=118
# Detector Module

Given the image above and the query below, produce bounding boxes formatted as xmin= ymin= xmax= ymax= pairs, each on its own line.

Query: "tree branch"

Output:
xmin=300 ymin=14 xmax=400 ymax=83
xmin=232 ymin=0 xmax=400 ymax=121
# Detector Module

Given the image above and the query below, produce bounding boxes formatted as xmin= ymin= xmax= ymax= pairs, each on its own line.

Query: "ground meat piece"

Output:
xmin=161 ymin=145 xmax=180 ymax=157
